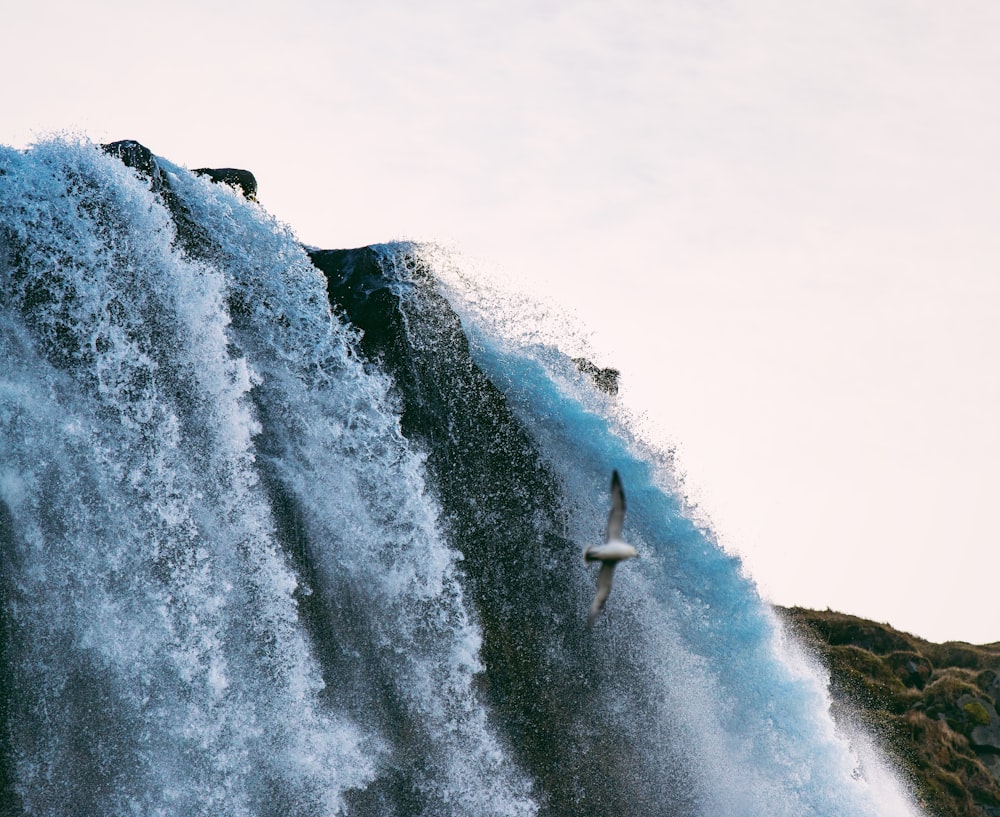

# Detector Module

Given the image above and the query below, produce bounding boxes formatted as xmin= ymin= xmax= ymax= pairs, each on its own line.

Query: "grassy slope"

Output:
xmin=780 ymin=607 xmax=1000 ymax=817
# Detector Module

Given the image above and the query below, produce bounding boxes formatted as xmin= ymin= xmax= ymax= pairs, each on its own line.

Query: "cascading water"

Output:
xmin=0 ymin=139 xmax=924 ymax=816
xmin=0 ymin=141 xmax=533 ymax=817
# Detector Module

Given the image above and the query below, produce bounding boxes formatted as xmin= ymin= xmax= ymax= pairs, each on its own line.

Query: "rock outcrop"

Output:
xmin=100 ymin=140 xmax=210 ymax=255
xmin=100 ymin=142 xmax=257 ymax=254
xmin=572 ymin=357 xmax=620 ymax=395
xmin=192 ymin=167 xmax=257 ymax=200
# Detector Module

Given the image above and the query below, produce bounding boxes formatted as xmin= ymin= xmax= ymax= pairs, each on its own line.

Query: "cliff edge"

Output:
xmin=781 ymin=607 xmax=1000 ymax=817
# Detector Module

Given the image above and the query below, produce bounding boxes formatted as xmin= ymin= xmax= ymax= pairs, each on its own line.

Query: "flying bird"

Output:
xmin=584 ymin=469 xmax=637 ymax=625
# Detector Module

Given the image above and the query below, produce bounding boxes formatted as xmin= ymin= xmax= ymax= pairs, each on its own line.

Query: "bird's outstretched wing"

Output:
xmin=587 ymin=562 xmax=617 ymax=626
xmin=605 ymin=469 xmax=626 ymax=542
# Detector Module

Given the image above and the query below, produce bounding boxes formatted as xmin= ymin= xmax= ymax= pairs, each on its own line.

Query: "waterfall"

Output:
xmin=0 ymin=139 xmax=922 ymax=816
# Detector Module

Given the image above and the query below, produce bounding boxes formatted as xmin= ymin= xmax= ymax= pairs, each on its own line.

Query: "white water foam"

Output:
xmin=0 ymin=139 xmax=532 ymax=816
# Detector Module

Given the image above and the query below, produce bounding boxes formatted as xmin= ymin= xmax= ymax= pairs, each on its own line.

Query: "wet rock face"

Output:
xmin=0 ymin=501 xmax=17 ymax=813
xmin=101 ymin=140 xmax=162 ymax=184
xmin=192 ymin=167 xmax=257 ymax=200
xmin=100 ymin=142 xmax=257 ymax=257
xmin=310 ymin=245 xmax=698 ymax=817
xmin=100 ymin=140 xmax=210 ymax=256
xmin=572 ymin=358 xmax=620 ymax=395
xmin=101 ymin=140 xmax=183 ymax=214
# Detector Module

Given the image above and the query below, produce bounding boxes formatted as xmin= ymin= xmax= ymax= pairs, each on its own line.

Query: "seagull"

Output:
xmin=584 ymin=469 xmax=637 ymax=625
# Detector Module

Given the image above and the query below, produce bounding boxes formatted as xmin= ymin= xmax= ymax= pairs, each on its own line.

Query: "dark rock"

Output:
xmin=192 ymin=167 xmax=257 ymax=201
xmin=310 ymin=244 xmax=697 ymax=817
xmin=101 ymin=140 xmax=162 ymax=184
xmin=100 ymin=140 xmax=210 ymax=257
xmin=572 ymin=357 xmax=620 ymax=395
xmin=979 ymin=670 xmax=1000 ymax=701
xmin=0 ymin=500 xmax=21 ymax=816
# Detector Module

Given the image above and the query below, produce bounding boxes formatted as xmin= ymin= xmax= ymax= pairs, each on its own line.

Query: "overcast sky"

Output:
xmin=4 ymin=0 xmax=1000 ymax=643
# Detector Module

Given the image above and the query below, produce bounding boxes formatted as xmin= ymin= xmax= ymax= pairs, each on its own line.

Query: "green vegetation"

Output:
xmin=965 ymin=702 xmax=992 ymax=727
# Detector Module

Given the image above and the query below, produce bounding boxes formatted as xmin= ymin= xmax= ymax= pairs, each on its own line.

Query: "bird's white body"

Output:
xmin=584 ymin=539 xmax=637 ymax=563
xmin=584 ymin=470 xmax=636 ymax=625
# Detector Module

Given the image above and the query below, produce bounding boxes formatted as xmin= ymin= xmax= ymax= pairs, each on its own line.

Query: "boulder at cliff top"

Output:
xmin=101 ymin=140 xmax=174 ymax=198
xmin=192 ymin=167 xmax=257 ymax=200
xmin=100 ymin=140 xmax=210 ymax=256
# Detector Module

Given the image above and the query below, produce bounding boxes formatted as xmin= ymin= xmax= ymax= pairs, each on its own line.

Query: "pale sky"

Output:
xmin=4 ymin=0 xmax=999 ymax=643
